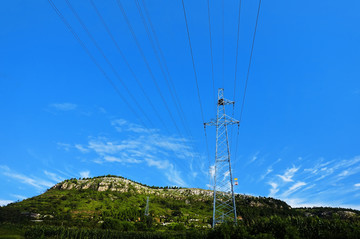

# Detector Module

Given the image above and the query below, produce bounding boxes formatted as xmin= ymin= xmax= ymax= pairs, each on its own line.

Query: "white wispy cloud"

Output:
xmin=88 ymin=139 xmax=132 ymax=155
xmin=338 ymin=170 xmax=349 ymax=177
xmin=277 ymin=166 xmax=299 ymax=182
xmin=248 ymin=151 xmax=260 ymax=164
xmin=0 ymin=165 xmax=10 ymax=171
xmin=50 ymin=103 xmax=77 ymax=111
xmin=269 ymin=182 xmax=279 ymax=197
xmin=282 ymin=198 xmax=326 ymax=208
xmin=302 ymin=156 xmax=360 ymax=184
xmin=146 ymin=158 xmax=169 ymax=170
xmin=265 ymin=155 xmax=360 ymax=210
xmin=145 ymin=158 xmax=186 ymax=186
xmin=80 ymin=171 xmax=90 ymax=178
xmin=66 ymin=119 xmax=197 ymax=186
xmin=302 ymin=184 xmax=316 ymax=192
xmin=111 ymin=119 xmax=126 ymax=131
xmin=57 ymin=143 xmax=71 ymax=151
xmin=44 ymin=170 xmax=63 ymax=183
xmin=259 ymin=167 xmax=273 ymax=181
xmin=111 ymin=119 xmax=156 ymax=134
xmin=1 ymin=165 xmax=54 ymax=190
xmin=303 ymin=158 xmax=333 ymax=175
xmin=10 ymin=194 xmax=27 ymax=200
xmin=282 ymin=181 xmax=306 ymax=197
xmin=283 ymin=197 xmax=360 ymax=210
xmin=103 ymin=155 xmax=141 ymax=164
xmin=166 ymin=166 xmax=186 ymax=187
xmin=5 ymin=172 xmax=53 ymax=189
xmin=75 ymin=144 xmax=89 ymax=153
xmin=0 ymin=200 xmax=13 ymax=206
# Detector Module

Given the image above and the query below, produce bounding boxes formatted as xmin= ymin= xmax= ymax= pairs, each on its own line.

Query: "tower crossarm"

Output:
xmin=204 ymin=115 xmax=239 ymax=128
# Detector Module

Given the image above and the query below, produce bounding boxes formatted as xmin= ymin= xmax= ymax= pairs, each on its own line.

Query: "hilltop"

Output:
xmin=1 ymin=175 xmax=291 ymax=227
xmin=1 ymin=175 xmax=360 ymax=238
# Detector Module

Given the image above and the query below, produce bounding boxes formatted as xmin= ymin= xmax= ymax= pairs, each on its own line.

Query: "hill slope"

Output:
xmin=1 ymin=175 xmax=360 ymax=238
xmin=1 ymin=175 xmax=293 ymax=227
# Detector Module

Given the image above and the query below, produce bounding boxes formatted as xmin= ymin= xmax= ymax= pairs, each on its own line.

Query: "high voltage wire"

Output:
xmin=234 ymin=0 xmax=262 ymax=165
xmin=136 ymin=0 xmax=205 ymax=172
xmin=206 ymin=0 xmax=216 ymax=190
xmin=134 ymin=0 xmax=191 ymax=138
xmin=116 ymin=0 xmax=182 ymax=136
xmin=239 ymin=0 xmax=262 ymax=127
xmin=181 ymin=0 xmax=205 ymax=124
xmin=181 ymin=0 xmax=212 ymax=183
xmin=64 ymin=0 xmax=154 ymax=128
xmin=206 ymin=0 xmax=216 ymax=109
xmin=115 ymin=0 xmax=203 ymax=179
xmin=229 ymin=0 xmax=242 ymax=170
xmin=89 ymin=0 xmax=169 ymax=133
xmin=222 ymin=0 xmax=225 ymax=89
xmin=48 ymin=0 xmax=193 ymax=183
xmin=233 ymin=0 xmax=242 ymax=103
xmin=140 ymin=0 xmax=194 ymax=141
xmin=49 ymin=0 xmax=259 ymax=189
xmin=47 ymin=0 xmax=146 ymax=127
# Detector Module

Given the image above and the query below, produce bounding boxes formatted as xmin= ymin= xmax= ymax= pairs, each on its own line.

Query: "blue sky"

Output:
xmin=1 ymin=0 xmax=360 ymax=210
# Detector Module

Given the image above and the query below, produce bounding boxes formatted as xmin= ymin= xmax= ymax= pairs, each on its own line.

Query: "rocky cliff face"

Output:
xmin=51 ymin=176 xmax=287 ymax=207
xmin=52 ymin=176 xmax=214 ymax=198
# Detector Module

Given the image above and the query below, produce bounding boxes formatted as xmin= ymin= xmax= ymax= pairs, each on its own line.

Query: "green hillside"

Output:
xmin=1 ymin=175 xmax=360 ymax=238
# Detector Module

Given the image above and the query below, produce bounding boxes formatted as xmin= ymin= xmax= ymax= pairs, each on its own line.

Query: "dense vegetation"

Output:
xmin=1 ymin=175 xmax=360 ymax=238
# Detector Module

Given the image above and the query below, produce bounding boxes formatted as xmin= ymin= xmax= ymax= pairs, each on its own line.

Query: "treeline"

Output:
xmin=24 ymin=225 xmax=206 ymax=239
xmin=208 ymin=215 xmax=360 ymax=239
xmin=23 ymin=214 xmax=360 ymax=239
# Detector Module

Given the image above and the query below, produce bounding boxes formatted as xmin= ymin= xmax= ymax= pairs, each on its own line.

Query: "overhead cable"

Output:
xmin=47 ymin=0 xmax=146 ymax=127
xmin=116 ymin=0 xmax=182 ymax=135
xmin=234 ymin=0 xmax=262 ymax=164
xmin=89 ymin=0 xmax=169 ymax=132
xmin=64 ymin=0 xmax=154 ymax=128
xmin=206 ymin=0 xmax=216 ymax=109
xmin=181 ymin=0 xmax=205 ymax=124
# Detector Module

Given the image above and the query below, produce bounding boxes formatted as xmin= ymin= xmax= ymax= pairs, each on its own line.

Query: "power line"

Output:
xmin=48 ymin=0 xmax=206 ymax=188
xmin=206 ymin=0 xmax=216 ymax=109
xmin=233 ymin=0 xmax=242 ymax=102
xmin=137 ymin=0 xmax=205 ymax=172
xmin=89 ymin=0 xmax=169 ymax=132
xmin=134 ymin=0 xmax=191 ymax=138
xmin=181 ymin=0 xmax=205 ymax=124
xmin=234 ymin=0 xmax=262 ymax=164
xmin=181 ymin=0 xmax=212 ymax=181
xmin=116 ymin=0 xmax=182 ymax=136
xmin=206 ymin=0 xmax=216 ymax=189
xmin=239 ymin=0 xmax=262 ymax=125
xmin=115 ymin=0 xmax=199 ymax=180
xmin=230 ymin=0 xmax=242 ymax=170
xmin=140 ymin=0 xmax=197 ymax=140
xmin=222 ymin=0 xmax=225 ymax=89
xmin=47 ymin=0 xmax=145 ymax=127
xmin=64 ymin=0 xmax=154 ymax=128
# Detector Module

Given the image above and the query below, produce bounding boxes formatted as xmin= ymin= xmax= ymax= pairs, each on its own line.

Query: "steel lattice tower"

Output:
xmin=145 ymin=196 xmax=149 ymax=216
xmin=205 ymin=88 xmax=239 ymax=227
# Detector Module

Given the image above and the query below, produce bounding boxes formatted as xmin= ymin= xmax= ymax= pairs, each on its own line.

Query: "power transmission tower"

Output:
xmin=205 ymin=88 xmax=239 ymax=227
xmin=145 ymin=196 xmax=149 ymax=216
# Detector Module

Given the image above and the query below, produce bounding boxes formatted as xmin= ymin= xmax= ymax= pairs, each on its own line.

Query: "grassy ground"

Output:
xmin=0 ymin=224 xmax=24 ymax=239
